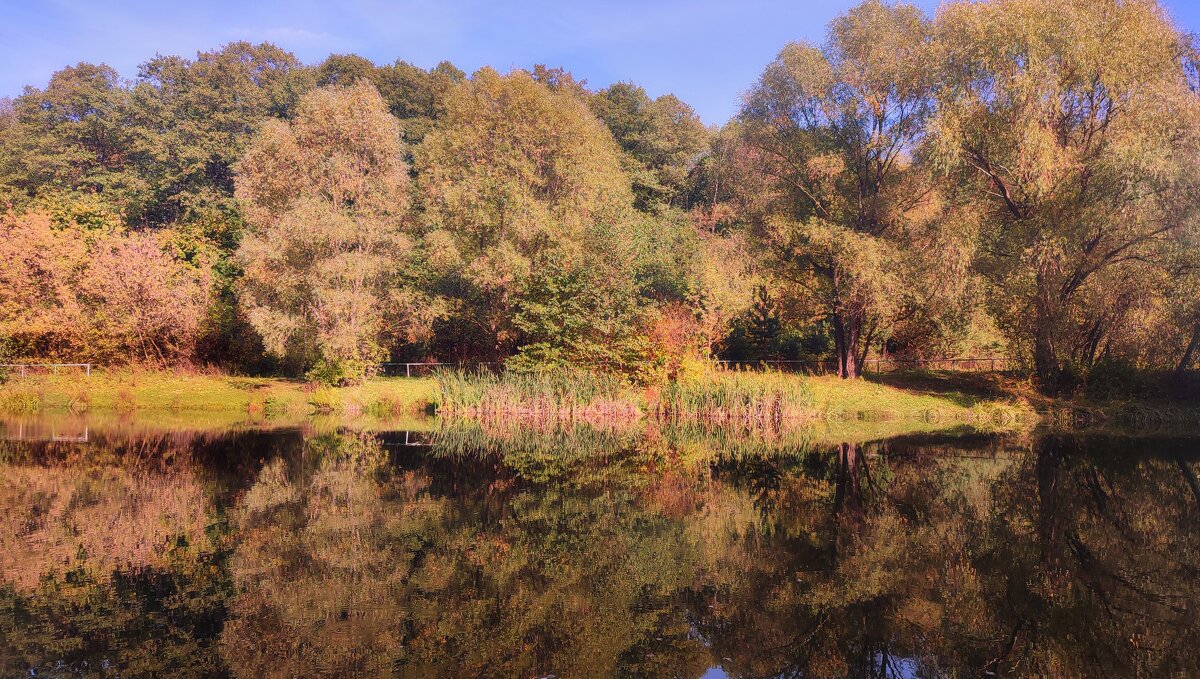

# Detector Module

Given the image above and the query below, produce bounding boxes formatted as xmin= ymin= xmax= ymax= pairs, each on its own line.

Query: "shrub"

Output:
xmin=1084 ymin=358 xmax=1148 ymax=400
xmin=305 ymin=357 xmax=374 ymax=387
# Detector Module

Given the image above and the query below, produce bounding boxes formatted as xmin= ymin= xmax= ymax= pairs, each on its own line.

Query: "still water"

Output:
xmin=1 ymin=414 xmax=1197 ymax=678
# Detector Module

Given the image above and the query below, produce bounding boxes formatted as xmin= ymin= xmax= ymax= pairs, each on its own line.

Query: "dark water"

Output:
xmin=1 ymin=416 xmax=1198 ymax=678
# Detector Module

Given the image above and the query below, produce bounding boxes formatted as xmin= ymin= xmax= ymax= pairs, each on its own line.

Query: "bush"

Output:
xmin=1084 ymin=358 xmax=1148 ymax=400
xmin=305 ymin=357 xmax=373 ymax=387
xmin=0 ymin=338 xmax=12 ymax=384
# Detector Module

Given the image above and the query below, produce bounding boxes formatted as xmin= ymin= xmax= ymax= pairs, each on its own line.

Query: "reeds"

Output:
xmin=436 ymin=368 xmax=641 ymax=420
xmin=651 ymin=369 xmax=813 ymax=425
xmin=435 ymin=366 xmax=815 ymax=425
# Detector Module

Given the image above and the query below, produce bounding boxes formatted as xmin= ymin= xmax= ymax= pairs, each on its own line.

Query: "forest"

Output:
xmin=2 ymin=0 xmax=1199 ymax=395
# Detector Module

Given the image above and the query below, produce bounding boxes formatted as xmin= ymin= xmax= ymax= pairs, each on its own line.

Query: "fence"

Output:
xmin=382 ymin=357 xmax=1015 ymax=377
xmin=381 ymin=362 xmax=500 ymax=377
xmin=0 ymin=363 xmax=92 ymax=378
xmin=715 ymin=356 xmax=1016 ymax=375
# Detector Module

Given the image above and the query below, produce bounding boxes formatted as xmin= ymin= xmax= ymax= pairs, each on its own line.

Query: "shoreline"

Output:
xmin=1 ymin=369 xmax=1196 ymax=433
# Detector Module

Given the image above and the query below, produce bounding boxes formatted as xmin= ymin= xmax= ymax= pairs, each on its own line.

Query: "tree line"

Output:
xmin=2 ymin=0 xmax=1199 ymax=392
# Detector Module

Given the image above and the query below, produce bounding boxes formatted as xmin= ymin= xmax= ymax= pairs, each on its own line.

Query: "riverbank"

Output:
xmin=431 ymin=368 xmax=1037 ymax=429
xmin=0 ymin=370 xmax=438 ymax=418
xmin=4 ymin=367 xmax=1193 ymax=431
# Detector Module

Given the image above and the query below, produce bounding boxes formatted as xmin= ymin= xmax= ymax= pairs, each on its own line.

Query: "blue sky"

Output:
xmin=3 ymin=0 xmax=1199 ymax=125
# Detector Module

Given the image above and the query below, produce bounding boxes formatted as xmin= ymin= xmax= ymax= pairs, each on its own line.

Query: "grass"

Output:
xmin=652 ymin=369 xmax=813 ymax=424
xmin=0 ymin=365 xmax=1047 ymax=434
xmin=438 ymin=369 xmax=641 ymax=420
xmin=807 ymin=372 xmax=1030 ymax=425
xmin=0 ymin=369 xmax=439 ymax=418
xmin=434 ymin=366 xmax=1036 ymax=430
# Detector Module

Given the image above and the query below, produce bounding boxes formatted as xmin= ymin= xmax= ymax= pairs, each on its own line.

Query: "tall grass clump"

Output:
xmin=653 ymin=368 xmax=813 ymax=424
xmin=307 ymin=387 xmax=342 ymax=414
xmin=436 ymin=368 xmax=640 ymax=419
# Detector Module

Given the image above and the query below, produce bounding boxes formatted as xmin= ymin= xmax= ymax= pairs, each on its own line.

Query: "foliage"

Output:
xmin=235 ymin=81 xmax=418 ymax=378
xmin=0 ymin=211 xmax=211 ymax=364
xmin=737 ymin=0 xmax=974 ymax=378
xmin=929 ymin=0 xmax=1200 ymax=389
xmin=414 ymin=68 xmax=643 ymax=365
xmin=590 ymin=81 xmax=710 ymax=209
xmin=1 ymin=3 xmax=1199 ymax=396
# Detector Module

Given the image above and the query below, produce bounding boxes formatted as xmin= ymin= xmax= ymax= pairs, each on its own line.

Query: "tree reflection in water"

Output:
xmin=1 ymin=421 xmax=1198 ymax=678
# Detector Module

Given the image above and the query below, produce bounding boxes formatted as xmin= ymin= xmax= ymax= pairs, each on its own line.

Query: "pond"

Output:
xmin=1 ymin=414 xmax=1197 ymax=678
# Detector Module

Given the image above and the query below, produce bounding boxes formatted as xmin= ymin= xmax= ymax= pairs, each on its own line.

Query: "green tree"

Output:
xmin=130 ymin=41 xmax=312 ymax=234
xmin=374 ymin=59 xmax=465 ymax=143
xmin=591 ymin=82 xmax=709 ymax=209
xmin=315 ymin=53 xmax=376 ymax=87
xmin=234 ymin=81 xmax=417 ymax=382
xmin=414 ymin=68 xmax=641 ymax=364
xmin=0 ymin=63 xmax=143 ymax=219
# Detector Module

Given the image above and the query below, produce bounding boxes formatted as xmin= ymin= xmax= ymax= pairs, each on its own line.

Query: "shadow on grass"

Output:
xmin=863 ymin=370 xmax=1014 ymax=408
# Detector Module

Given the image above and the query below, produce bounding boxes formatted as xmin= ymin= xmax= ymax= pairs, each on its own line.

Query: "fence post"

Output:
xmin=406 ymin=363 xmax=411 ymax=378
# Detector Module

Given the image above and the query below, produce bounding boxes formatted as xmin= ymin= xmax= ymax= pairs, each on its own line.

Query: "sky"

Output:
xmin=3 ymin=0 xmax=1200 ymax=126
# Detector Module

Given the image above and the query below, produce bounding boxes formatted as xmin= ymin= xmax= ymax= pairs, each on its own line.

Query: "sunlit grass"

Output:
xmin=0 ymin=369 xmax=439 ymax=417
xmin=0 ymin=365 xmax=1040 ymax=435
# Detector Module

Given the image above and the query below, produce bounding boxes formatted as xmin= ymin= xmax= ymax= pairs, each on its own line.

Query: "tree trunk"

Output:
xmin=1033 ymin=287 xmax=1062 ymax=391
xmin=1174 ymin=322 xmax=1200 ymax=378
xmin=833 ymin=310 xmax=864 ymax=379
xmin=829 ymin=267 xmax=864 ymax=379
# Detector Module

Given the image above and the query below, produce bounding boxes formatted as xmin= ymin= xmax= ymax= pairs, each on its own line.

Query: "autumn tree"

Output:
xmin=930 ymin=0 xmax=1200 ymax=389
xmin=739 ymin=0 xmax=963 ymax=378
xmin=235 ymin=81 xmax=417 ymax=382
xmin=0 ymin=211 xmax=210 ymax=364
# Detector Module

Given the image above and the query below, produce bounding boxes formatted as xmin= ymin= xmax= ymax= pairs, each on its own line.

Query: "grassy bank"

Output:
xmin=0 ymin=370 xmax=438 ymax=418
xmin=437 ymin=368 xmax=1034 ymax=429
xmin=21 ymin=366 xmax=1200 ymax=433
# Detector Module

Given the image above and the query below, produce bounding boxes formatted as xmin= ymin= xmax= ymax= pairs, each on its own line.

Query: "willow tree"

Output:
xmin=414 ymin=68 xmax=644 ymax=366
xmin=739 ymin=0 xmax=952 ymax=378
xmin=930 ymin=0 xmax=1200 ymax=389
xmin=235 ymin=81 xmax=416 ymax=382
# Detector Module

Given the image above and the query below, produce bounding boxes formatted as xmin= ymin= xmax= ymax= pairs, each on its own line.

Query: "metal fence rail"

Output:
xmin=382 ymin=357 xmax=1015 ymax=377
xmin=380 ymin=362 xmax=501 ymax=377
xmin=715 ymin=357 xmax=1015 ymax=375
xmin=0 ymin=363 xmax=92 ymax=378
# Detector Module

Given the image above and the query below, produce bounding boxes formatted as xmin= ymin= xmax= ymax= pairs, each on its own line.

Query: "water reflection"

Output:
xmin=1 ymin=417 xmax=1198 ymax=677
